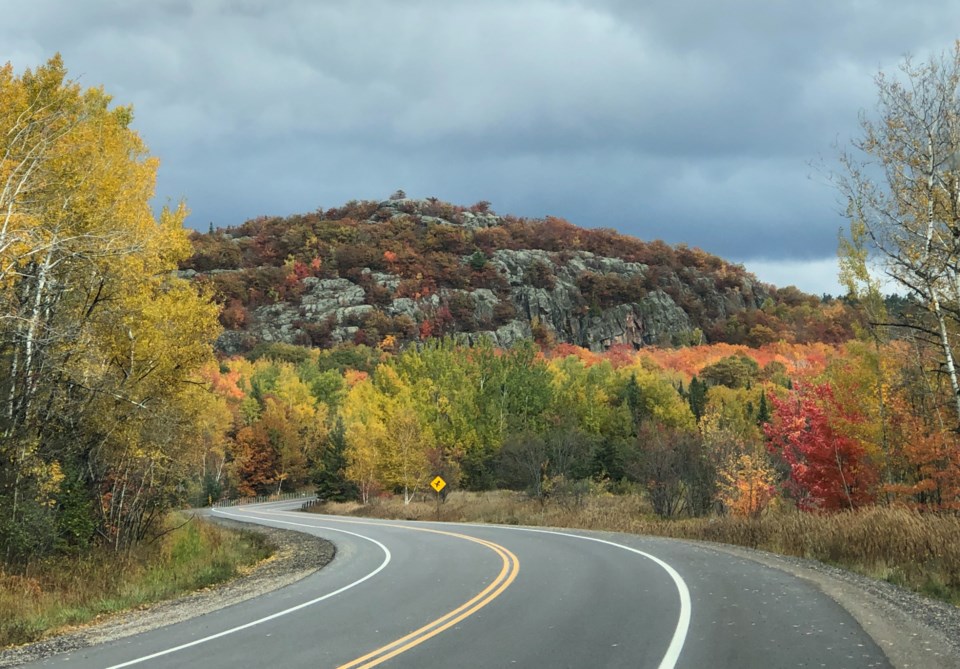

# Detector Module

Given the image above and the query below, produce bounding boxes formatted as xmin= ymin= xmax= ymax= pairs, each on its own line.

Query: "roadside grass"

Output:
xmin=0 ymin=513 xmax=272 ymax=649
xmin=314 ymin=491 xmax=960 ymax=606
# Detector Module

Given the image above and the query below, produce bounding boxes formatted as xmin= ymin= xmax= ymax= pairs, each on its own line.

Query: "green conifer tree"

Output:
xmin=756 ymin=391 xmax=771 ymax=426
xmin=688 ymin=376 xmax=707 ymax=422
xmin=314 ymin=418 xmax=359 ymax=502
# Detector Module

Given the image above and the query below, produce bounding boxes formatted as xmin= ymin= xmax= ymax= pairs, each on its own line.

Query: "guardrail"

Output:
xmin=212 ymin=490 xmax=312 ymax=508
xmin=301 ymin=498 xmax=324 ymax=512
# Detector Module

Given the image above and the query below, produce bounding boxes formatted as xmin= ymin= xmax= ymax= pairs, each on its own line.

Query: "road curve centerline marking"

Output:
xmin=251 ymin=509 xmax=520 ymax=669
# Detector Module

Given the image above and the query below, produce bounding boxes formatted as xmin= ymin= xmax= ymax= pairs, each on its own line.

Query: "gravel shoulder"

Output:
xmin=0 ymin=516 xmax=334 ymax=669
xmin=696 ymin=541 xmax=960 ymax=669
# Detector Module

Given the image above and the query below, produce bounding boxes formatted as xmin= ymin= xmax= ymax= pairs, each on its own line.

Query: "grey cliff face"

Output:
xmin=208 ymin=199 xmax=769 ymax=353
xmin=483 ymin=249 xmax=694 ymax=350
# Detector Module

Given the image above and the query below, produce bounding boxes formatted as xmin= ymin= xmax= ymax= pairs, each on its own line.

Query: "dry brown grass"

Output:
xmin=315 ymin=492 xmax=960 ymax=605
xmin=0 ymin=514 xmax=272 ymax=649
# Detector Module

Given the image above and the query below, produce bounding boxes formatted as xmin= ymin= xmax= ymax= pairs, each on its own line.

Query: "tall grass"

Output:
xmin=0 ymin=513 xmax=272 ymax=648
xmin=317 ymin=492 xmax=960 ymax=606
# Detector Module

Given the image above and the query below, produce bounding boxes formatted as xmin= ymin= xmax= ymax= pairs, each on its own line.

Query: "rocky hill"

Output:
xmin=181 ymin=196 xmax=858 ymax=353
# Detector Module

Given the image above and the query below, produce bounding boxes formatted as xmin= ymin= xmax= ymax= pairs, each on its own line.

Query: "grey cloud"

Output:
xmin=3 ymin=0 xmax=960 ymax=293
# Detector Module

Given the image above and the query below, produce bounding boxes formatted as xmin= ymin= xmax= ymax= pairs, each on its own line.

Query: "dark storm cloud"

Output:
xmin=3 ymin=0 xmax=960 ymax=292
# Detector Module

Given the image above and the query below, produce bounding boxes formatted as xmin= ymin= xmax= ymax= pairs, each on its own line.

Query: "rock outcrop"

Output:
xmin=185 ymin=197 xmax=772 ymax=354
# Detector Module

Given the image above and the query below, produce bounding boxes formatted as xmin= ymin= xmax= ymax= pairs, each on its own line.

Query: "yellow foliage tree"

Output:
xmin=717 ymin=453 xmax=777 ymax=517
xmin=342 ymin=379 xmax=387 ymax=504
xmin=0 ymin=56 xmax=220 ymax=561
xmin=341 ymin=367 xmax=433 ymax=504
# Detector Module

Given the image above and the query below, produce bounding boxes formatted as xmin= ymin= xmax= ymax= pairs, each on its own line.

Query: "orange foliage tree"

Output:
xmin=717 ymin=453 xmax=777 ymax=517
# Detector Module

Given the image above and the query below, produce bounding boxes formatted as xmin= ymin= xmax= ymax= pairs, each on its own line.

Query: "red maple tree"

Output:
xmin=765 ymin=383 xmax=877 ymax=511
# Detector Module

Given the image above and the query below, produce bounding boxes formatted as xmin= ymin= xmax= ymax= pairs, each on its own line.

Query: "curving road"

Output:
xmin=23 ymin=501 xmax=893 ymax=668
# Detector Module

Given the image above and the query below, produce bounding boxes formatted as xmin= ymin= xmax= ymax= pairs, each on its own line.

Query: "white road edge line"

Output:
xmin=490 ymin=526 xmax=691 ymax=669
xmin=103 ymin=511 xmax=391 ymax=669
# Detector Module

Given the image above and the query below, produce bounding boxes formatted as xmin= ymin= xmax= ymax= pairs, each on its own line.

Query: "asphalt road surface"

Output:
xmin=23 ymin=501 xmax=892 ymax=668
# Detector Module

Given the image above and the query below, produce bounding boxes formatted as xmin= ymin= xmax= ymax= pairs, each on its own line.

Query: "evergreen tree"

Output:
xmin=688 ymin=376 xmax=707 ymax=422
xmin=468 ymin=250 xmax=487 ymax=270
xmin=314 ymin=418 xmax=359 ymax=502
xmin=593 ymin=438 xmax=627 ymax=481
xmin=624 ymin=373 xmax=644 ymax=430
xmin=756 ymin=391 xmax=771 ymax=426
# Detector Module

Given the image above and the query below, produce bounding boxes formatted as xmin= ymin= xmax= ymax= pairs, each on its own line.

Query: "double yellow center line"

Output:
xmin=241 ymin=510 xmax=521 ymax=668
xmin=330 ymin=521 xmax=520 ymax=669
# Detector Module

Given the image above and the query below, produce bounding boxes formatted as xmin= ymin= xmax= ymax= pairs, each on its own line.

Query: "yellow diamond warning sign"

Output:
xmin=430 ymin=476 xmax=447 ymax=493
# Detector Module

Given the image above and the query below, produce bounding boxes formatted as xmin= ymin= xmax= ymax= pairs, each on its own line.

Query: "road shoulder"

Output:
xmin=0 ymin=516 xmax=334 ymax=669
xmin=695 ymin=541 xmax=960 ymax=669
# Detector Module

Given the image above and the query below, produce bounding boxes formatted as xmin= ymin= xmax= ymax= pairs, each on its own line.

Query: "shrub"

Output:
xmin=525 ymin=261 xmax=556 ymax=290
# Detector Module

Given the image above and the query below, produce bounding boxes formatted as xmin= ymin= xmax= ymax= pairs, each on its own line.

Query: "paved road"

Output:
xmin=24 ymin=501 xmax=891 ymax=668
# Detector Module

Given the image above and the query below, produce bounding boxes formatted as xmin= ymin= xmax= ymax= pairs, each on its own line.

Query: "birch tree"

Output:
xmin=838 ymin=43 xmax=960 ymax=429
xmin=0 ymin=56 xmax=220 ymax=562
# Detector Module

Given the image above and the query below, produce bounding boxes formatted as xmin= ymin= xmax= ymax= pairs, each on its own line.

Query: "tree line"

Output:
xmin=202 ymin=337 xmax=959 ymax=517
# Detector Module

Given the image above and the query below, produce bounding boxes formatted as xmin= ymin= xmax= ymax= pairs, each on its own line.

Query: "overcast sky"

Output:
xmin=4 ymin=1 xmax=959 ymax=295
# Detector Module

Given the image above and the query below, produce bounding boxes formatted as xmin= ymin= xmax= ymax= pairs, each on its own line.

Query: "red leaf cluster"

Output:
xmin=765 ymin=383 xmax=877 ymax=511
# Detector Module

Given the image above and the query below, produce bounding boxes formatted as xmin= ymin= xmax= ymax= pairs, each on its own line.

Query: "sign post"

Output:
xmin=430 ymin=475 xmax=446 ymax=520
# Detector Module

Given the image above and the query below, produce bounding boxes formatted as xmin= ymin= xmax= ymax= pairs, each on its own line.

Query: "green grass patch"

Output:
xmin=0 ymin=513 xmax=272 ymax=649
